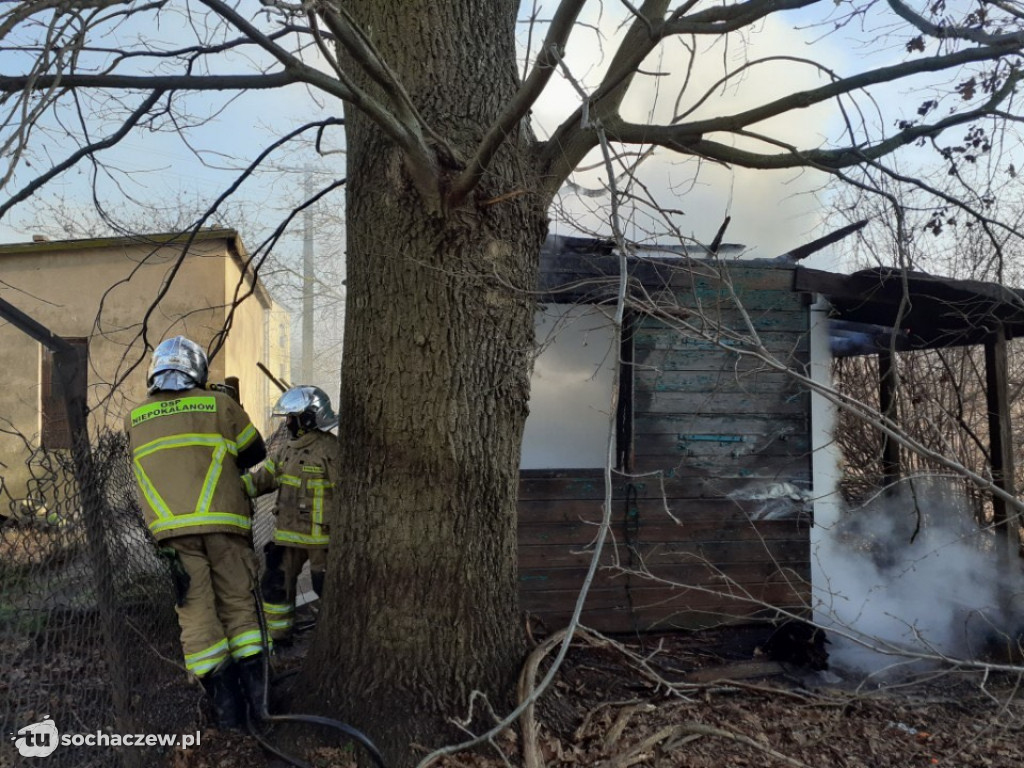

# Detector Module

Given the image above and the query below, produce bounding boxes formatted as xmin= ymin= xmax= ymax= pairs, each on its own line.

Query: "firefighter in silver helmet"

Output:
xmin=125 ymin=336 xmax=268 ymax=729
xmin=243 ymin=385 xmax=339 ymax=644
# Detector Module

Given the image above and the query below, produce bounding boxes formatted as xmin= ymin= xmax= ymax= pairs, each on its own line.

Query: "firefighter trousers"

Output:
xmin=260 ymin=546 xmax=326 ymax=641
xmin=169 ymin=532 xmax=265 ymax=678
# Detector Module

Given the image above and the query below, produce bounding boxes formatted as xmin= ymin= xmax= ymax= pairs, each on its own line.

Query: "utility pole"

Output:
xmin=301 ymin=168 xmax=314 ymax=383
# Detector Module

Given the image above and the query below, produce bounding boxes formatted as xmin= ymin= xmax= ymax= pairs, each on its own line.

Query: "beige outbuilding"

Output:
xmin=0 ymin=228 xmax=289 ymax=516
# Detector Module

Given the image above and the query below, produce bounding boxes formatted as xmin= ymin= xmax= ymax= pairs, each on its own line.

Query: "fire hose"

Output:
xmin=246 ymin=588 xmax=387 ymax=768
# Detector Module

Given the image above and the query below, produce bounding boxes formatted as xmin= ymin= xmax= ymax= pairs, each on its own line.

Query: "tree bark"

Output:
xmin=301 ymin=2 xmax=549 ymax=764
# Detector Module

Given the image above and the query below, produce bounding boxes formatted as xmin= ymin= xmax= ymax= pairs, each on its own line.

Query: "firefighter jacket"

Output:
xmin=126 ymin=387 xmax=267 ymax=542
xmin=243 ymin=429 xmax=337 ymax=549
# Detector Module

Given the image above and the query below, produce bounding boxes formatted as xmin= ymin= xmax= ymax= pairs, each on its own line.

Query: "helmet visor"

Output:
xmin=147 ymin=336 xmax=208 ymax=391
xmin=272 ymin=387 xmax=314 ymax=417
xmin=272 ymin=386 xmax=338 ymax=431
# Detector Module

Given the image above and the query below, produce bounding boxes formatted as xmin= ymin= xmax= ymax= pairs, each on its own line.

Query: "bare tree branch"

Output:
xmin=665 ymin=40 xmax=1024 ymax=138
xmin=0 ymin=71 xmax=298 ymax=91
xmin=316 ymin=4 xmax=438 ymax=147
xmin=538 ymin=0 xmax=821 ymax=188
xmin=448 ymin=0 xmax=589 ymax=206
xmin=888 ymin=0 xmax=1014 ymax=43
xmin=0 ymin=89 xmax=165 ymax=221
xmin=604 ymin=68 xmax=1020 ymax=170
xmin=198 ymin=0 xmax=440 ymax=202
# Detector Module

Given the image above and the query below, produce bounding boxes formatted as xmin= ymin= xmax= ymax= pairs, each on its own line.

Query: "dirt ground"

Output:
xmin=172 ymin=625 xmax=1024 ymax=768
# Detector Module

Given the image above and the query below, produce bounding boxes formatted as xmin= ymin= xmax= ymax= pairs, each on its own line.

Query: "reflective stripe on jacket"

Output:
xmin=245 ymin=430 xmax=337 ymax=549
xmin=126 ymin=388 xmax=265 ymax=541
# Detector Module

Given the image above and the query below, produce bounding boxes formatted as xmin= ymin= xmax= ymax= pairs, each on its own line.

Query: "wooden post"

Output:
xmin=615 ymin=311 xmax=635 ymax=473
xmin=878 ymin=350 xmax=900 ymax=491
xmin=984 ymin=325 xmax=1019 ymax=562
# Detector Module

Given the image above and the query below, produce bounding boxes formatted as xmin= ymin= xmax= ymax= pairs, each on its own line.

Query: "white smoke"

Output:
xmin=812 ymin=477 xmax=1022 ymax=677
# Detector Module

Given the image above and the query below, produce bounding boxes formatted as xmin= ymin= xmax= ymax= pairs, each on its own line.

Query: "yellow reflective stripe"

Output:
xmin=185 ymin=639 xmax=229 ymax=676
xmin=188 ymin=654 xmax=228 ymax=676
xmin=150 ymin=512 xmax=251 ymax=534
xmin=186 ymin=638 xmax=229 ymax=662
xmin=196 ymin=444 xmax=227 ymax=515
xmin=275 ymin=529 xmax=329 ymax=546
xmin=265 ymin=458 xmax=277 ymax=473
xmin=301 ymin=465 xmax=324 ymax=473
xmin=232 ymin=643 xmax=265 ymax=660
xmin=189 ymin=657 xmax=225 ymax=677
xmin=278 ymin=474 xmax=301 ymax=487
xmin=229 ymin=629 xmax=263 ymax=650
xmin=267 ymin=619 xmax=292 ymax=631
xmin=241 ymin=473 xmax=256 ymax=497
xmin=229 ymin=629 xmax=267 ymax=659
xmin=312 ymin=490 xmax=324 ymax=533
xmin=306 ymin=480 xmax=332 ymax=535
xmin=262 ymin=603 xmax=293 ymax=617
xmin=132 ymin=462 xmax=172 ymax=520
xmin=133 ymin=433 xmax=226 ymax=460
xmin=236 ymin=423 xmax=257 ymax=450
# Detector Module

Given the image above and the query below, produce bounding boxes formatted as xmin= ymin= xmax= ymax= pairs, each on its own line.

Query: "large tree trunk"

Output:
xmin=301 ymin=2 xmax=548 ymax=764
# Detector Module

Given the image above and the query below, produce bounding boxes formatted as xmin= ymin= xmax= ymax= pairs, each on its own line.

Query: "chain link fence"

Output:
xmin=0 ymin=426 xmax=284 ymax=768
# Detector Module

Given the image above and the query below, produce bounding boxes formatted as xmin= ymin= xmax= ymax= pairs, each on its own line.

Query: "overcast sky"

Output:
xmin=0 ymin=0 xmax=996 ymax=276
xmin=531 ymin=7 xmax=849 ymax=263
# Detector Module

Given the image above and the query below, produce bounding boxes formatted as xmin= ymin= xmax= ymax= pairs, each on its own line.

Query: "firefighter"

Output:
xmin=243 ymin=385 xmax=338 ymax=644
xmin=126 ymin=336 xmax=269 ymax=729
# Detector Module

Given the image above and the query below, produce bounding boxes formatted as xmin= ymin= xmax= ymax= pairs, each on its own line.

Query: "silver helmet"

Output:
xmin=272 ymin=385 xmax=338 ymax=431
xmin=147 ymin=336 xmax=209 ymax=393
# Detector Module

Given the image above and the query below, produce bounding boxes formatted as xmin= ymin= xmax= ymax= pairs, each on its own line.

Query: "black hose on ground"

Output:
xmin=248 ymin=588 xmax=387 ymax=768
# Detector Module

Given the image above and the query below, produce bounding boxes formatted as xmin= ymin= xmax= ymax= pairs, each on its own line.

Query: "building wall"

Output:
xmin=519 ymin=252 xmax=812 ymax=632
xmin=0 ymin=233 xmax=274 ymax=512
xmin=219 ymin=250 xmax=274 ymax=436
xmin=264 ymin=301 xmax=293 ymax=422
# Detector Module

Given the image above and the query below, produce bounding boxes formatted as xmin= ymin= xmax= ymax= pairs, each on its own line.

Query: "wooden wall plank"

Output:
xmin=531 ymin=603 xmax=804 ymax=634
xmin=518 ymin=539 xmax=808 ymax=569
xmin=517 ymin=479 xmax=814 ymax=509
xmin=519 ymin=561 xmax=809 ymax=592
xmin=633 ymin=368 xmax=797 ymax=394
xmin=519 ymin=519 xmax=807 ymax=547
xmin=635 ymin=391 xmax=807 ymax=416
xmin=632 ymin=330 xmax=808 ymax=353
xmin=520 ymin=582 xmax=806 ymax=614
xmin=633 ymin=433 xmax=809 ymax=458
xmin=518 ymin=496 xmax=809 ymax=524
xmin=525 ymin=599 xmax=807 ymax=633
xmin=636 ymin=309 xmax=808 ymax=334
xmin=633 ymin=347 xmax=805 ymax=373
xmin=632 ymin=413 xmax=806 ymax=436
xmin=518 ymin=473 xmax=610 ymax=500
xmin=631 ymin=452 xmax=812 ymax=479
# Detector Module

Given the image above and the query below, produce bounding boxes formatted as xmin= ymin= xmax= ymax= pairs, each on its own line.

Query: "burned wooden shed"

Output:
xmin=517 ymin=237 xmax=815 ymax=633
xmin=515 ymin=236 xmax=1024 ymax=635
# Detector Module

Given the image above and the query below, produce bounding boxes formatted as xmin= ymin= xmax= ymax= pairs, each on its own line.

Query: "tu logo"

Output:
xmin=12 ymin=717 xmax=59 ymax=757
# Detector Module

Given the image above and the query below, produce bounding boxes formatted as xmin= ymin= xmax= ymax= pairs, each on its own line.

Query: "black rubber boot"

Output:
xmin=236 ymin=653 xmax=268 ymax=721
xmin=200 ymin=663 xmax=245 ymax=731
